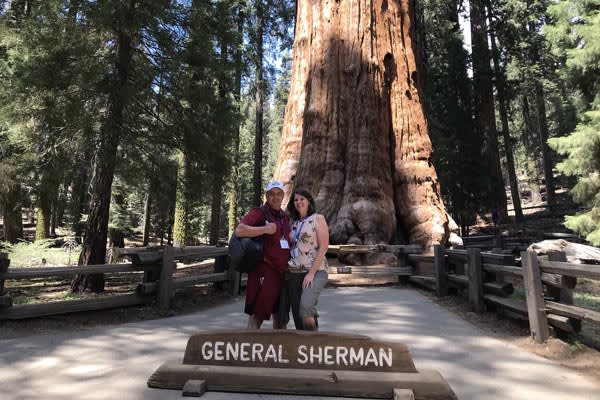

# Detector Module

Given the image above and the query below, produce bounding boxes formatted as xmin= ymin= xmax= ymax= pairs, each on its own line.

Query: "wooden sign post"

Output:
xmin=148 ymin=330 xmax=457 ymax=399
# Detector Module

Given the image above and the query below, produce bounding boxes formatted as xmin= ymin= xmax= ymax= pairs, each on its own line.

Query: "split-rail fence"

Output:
xmin=0 ymin=236 xmax=597 ymax=346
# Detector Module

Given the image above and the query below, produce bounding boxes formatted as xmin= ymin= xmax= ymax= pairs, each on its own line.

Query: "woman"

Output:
xmin=280 ymin=187 xmax=329 ymax=330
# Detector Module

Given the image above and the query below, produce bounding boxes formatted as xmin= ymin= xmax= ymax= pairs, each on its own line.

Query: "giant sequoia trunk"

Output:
xmin=274 ymin=0 xmax=449 ymax=250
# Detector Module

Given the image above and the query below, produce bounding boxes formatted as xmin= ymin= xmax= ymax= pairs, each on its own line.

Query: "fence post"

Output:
xmin=467 ymin=248 xmax=485 ymax=312
xmin=493 ymin=234 xmax=504 ymax=251
xmin=158 ymin=245 xmax=175 ymax=312
xmin=547 ymin=251 xmax=574 ymax=305
xmin=216 ymin=252 xmax=238 ymax=296
xmin=521 ymin=250 xmax=550 ymax=343
xmin=434 ymin=245 xmax=447 ymax=297
xmin=0 ymin=253 xmax=12 ymax=307
xmin=396 ymin=250 xmax=411 ymax=284
xmin=0 ymin=253 xmax=8 ymax=293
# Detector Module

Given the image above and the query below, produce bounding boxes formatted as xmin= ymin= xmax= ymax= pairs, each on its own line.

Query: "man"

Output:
xmin=235 ymin=180 xmax=291 ymax=329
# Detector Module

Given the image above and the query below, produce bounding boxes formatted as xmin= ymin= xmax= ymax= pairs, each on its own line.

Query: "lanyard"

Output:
xmin=293 ymin=217 xmax=308 ymax=243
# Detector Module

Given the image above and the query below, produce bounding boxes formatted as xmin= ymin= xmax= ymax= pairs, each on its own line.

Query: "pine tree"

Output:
xmin=549 ymin=106 xmax=600 ymax=244
xmin=546 ymin=0 xmax=600 ymax=245
xmin=469 ymin=0 xmax=508 ymax=217
xmin=487 ymin=0 xmax=524 ymax=221
xmin=419 ymin=0 xmax=484 ymax=234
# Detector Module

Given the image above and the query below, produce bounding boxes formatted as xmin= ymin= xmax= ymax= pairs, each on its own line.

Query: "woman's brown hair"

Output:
xmin=287 ymin=187 xmax=316 ymax=221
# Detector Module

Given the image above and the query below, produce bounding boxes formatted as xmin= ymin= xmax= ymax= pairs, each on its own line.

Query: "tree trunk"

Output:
xmin=209 ymin=23 xmax=232 ymax=246
xmin=228 ymin=132 xmax=241 ymax=236
xmin=56 ymin=191 xmax=65 ymax=233
xmin=35 ymin=169 xmax=58 ymax=241
xmin=69 ymin=158 xmax=88 ymax=241
xmin=227 ymin=3 xmax=244 ymax=237
xmin=274 ymin=0 xmax=449 ymax=251
xmin=142 ymin=183 xmax=152 ymax=247
xmin=71 ymin=28 xmax=132 ymax=293
xmin=469 ymin=0 xmax=507 ymax=218
xmin=2 ymin=184 xmax=23 ymax=243
xmin=488 ymin=13 xmax=523 ymax=222
xmin=521 ymin=93 xmax=543 ymax=202
xmin=172 ymin=150 xmax=191 ymax=247
xmin=526 ymin=2 xmax=555 ymax=207
xmin=252 ymin=0 xmax=265 ymax=207
xmin=209 ymin=171 xmax=224 ymax=245
xmin=422 ymin=0 xmax=481 ymax=233
xmin=35 ymin=206 xmax=50 ymax=241
xmin=50 ymin=198 xmax=57 ymax=237
xmin=534 ymin=81 xmax=555 ymax=206
xmin=50 ymin=179 xmax=66 ymax=238
xmin=109 ymin=183 xmax=128 ymax=245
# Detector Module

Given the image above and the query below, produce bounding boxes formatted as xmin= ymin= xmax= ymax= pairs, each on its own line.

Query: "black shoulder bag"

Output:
xmin=228 ymin=207 xmax=269 ymax=273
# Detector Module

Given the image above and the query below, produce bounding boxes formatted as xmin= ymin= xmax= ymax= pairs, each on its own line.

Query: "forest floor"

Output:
xmin=1 ymin=192 xmax=600 ymax=383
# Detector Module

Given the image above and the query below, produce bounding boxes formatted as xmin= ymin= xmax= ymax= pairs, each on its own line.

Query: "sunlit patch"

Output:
xmin=64 ymin=364 xmax=109 ymax=376
xmin=29 ymin=357 xmax=60 ymax=369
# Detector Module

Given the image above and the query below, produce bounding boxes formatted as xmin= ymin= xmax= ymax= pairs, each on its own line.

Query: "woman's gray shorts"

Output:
xmin=299 ymin=269 xmax=328 ymax=318
xmin=278 ymin=269 xmax=328 ymax=329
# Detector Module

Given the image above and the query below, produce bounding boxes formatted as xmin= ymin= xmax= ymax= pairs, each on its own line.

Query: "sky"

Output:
xmin=459 ymin=0 xmax=473 ymax=53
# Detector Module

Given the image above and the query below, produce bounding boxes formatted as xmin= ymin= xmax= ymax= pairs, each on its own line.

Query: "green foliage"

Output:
xmin=545 ymin=1 xmax=600 ymax=245
xmin=574 ymin=283 xmax=600 ymax=311
xmin=545 ymin=0 xmax=600 ymax=105
xmin=0 ymin=0 xmax=294 ymax=249
xmin=419 ymin=0 xmax=484 ymax=230
xmin=3 ymin=239 xmax=82 ymax=267
xmin=549 ymin=105 xmax=600 ymax=244
xmin=512 ymin=286 xmax=526 ymax=301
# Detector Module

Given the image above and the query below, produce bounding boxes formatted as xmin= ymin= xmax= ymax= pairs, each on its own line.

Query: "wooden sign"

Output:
xmin=182 ymin=330 xmax=416 ymax=372
xmin=148 ymin=330 xmax=457 ymax=399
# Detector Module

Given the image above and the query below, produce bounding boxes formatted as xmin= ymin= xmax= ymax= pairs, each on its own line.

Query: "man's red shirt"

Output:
xmin=240 ymin=206 xmax=291 ymax=273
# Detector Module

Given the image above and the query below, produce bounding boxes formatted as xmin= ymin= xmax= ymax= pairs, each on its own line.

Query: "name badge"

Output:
xmin=280 ymin=239 xmax=290 ymax=249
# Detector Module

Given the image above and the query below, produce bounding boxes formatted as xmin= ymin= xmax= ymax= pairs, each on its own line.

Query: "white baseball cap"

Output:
xmin=265 ymin=180 xmax=284 ymax=192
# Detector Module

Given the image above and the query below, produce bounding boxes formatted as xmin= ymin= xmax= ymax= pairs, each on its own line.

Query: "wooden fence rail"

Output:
xmin=2 ymin=239 xmax=597 ymax=344
xmin=8 ymin=245 xmax=433 ymax=316
xmin=0 ymin=245 xmax=234 ymax=320
xmin=407 ymin=243 xmax=599 ymax=344
xmin=0 ymin=243 xmax=424 ymax=320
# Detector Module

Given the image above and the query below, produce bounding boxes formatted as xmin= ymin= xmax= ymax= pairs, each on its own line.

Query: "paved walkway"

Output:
xmin=1 ymin=286 xmax=598 ymax=400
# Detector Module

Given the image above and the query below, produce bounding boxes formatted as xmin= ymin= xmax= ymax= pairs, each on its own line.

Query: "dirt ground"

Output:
xmin=416 ymin=287 xmax=600 ymax=383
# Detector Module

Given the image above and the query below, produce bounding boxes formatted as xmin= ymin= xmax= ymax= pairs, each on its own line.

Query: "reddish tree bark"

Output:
xmin=274 ymin=0 xmax=449 ymax=251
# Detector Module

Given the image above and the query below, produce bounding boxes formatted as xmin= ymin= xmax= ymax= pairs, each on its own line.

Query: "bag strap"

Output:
xmin=259 ymin=205 xmax=270 ymax=223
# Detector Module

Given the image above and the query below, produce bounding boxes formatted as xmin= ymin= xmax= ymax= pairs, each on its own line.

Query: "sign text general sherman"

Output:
xmin=182 ymin=330 xmax=417 ymax=373
xmin=200 ymin=341 xmax=393 ymax=367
